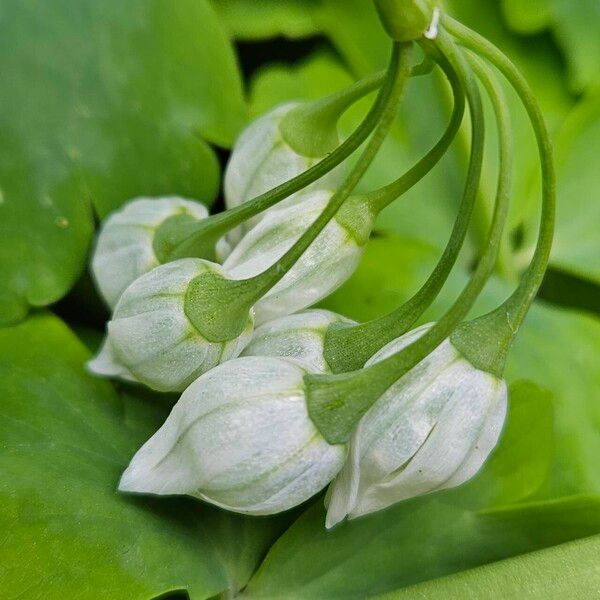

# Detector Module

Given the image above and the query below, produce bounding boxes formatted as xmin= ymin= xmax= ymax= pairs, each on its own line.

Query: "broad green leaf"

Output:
xmin=502 ymin=0 xmax=600 ymax=93
xmin=322 ymin=233 xmax=600 ymax=498
xmin=245 ymin=493 xmax=600 ymax=599
xmin=0 ymin=314 xmax=284 ymax=599
xmin=0 ymin=0 xmax=246 ymax=325
xmin=376 ymin=533 xmax=600 ymax=599
xmin=212 ymin=0 xmax=319 ymax=40
xmin=250 ymin=51 xmax=356 ymax=118
xmin=545 ymin=89 xmax=600 ymax=284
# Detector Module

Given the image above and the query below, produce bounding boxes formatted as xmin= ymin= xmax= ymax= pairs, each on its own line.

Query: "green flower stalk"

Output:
xmin=222 ymin=50 xmax=464 ymax=325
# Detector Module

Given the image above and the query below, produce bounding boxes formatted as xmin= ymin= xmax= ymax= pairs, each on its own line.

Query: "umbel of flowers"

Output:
xmin=88 ymin=0 xmax=555 ymax=527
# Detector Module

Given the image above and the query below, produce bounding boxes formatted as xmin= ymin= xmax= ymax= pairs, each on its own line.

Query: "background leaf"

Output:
xmin=0 ymin=0 xmax=246 ymax=325
xmin=0 ymin=314 xmax=285 ymax=599
xmin=544 ymin=88 xmax=600 ymax=284
xmin=212 ymin=0 xmax=319 ymax=40
xmin=501 ymin=0 xmax=600 ymax=93
xmin=375 ymin=533 xmax=600 ymax=599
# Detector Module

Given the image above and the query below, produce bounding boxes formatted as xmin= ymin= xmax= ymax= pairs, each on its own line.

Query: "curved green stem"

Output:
xmin=324 ymin=45 xmax=473 ymax=373
xmin=443 ymin=16 xmax=555 ymax=375
xmin=184 ymin=42 xmax=414 ymax=343
xmin=168 ymin=61 xmax=415 ymax=262
xmin=308 ymin=29 xmax=513 ymax=444
xmin=445 ymin=15 xmax=555 ymax=334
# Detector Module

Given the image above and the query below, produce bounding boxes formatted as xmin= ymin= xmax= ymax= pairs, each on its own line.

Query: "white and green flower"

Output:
xmin=88 ymin=258 xmax=253 ymax=392
xmin=119 ymin=356 xmax=347 ymax=515
xmin=224 ymin=190 xmax=369 ymax=324
xmin=242 ymin=309 xmax=354 ymax=373
xmin=326 ymin=323 xmax=508 ymax=528
xmin=224 ymin=103 xmax=342 ymax=243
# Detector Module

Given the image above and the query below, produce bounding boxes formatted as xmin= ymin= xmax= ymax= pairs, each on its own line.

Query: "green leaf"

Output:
xmin=0 ymin=0 xmax=246 ymax=325
xmin=212 ymin=0 xmax=319 ymax=40
xmin=250 ymin=51 xmax=356 ymax=118
xmin=375 ymin=533 xmax=600 ymax=599
xmin=245 ymin=493 xmax=600 ymax=599
xmin=0 ymin=314 xmax=285 ymax=599
xmin=545 ymin=89 xmax=600 ymax=284
xmin=502 ymin=0 xmax=600 ymax=93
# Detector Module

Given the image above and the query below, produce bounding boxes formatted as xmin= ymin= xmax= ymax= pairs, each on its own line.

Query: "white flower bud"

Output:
xmin=224 ymin=103 xmax=343 ymax=243
xmin=242 ymin=309 xmax=354 ymax=373
xmin=224 ymin=190 xmax=369 ymax=325
xmin=119 ymin=357 xmax=346 ymax=515
xmin=88 ymin=258 xmax=253 ymax=392
xmin=326 ymin=323 xmax=508 ymax=528
xmin=91 ymin=196 xmax=228 ymax=309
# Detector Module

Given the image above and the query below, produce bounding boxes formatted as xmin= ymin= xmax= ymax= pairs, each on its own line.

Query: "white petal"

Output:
xmin=243 ymin=309 xmax=353 ymax=373
xmin=86 ymin=337 xmax=137 ymax=383
xmin=92 ymin=197 xmax=209 ymax=308
xmin=438 ymin=379 xmax=508 ymax=490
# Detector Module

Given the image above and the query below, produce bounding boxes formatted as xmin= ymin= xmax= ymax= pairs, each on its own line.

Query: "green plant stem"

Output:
xmin=324 ymin=44 xmax=475 ymax=373
xmin=168 ymin=58 xmax=416 ymax=262
xmin=445 ymin=15 xmax=555 ymax=334
xmin=307 ymin=29 xmax=512 ymax=445
xmin=183 ymin=42 xmax=414 ymax=343
xmin=444 ymin=16 xmax=555 ymax=375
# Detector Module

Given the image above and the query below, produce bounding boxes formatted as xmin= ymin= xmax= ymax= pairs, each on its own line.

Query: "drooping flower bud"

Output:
xmin=242 ymin=309 xmax=354 ymax=373
xmin=224 ymin=104 xmax=343 ymax=243
xmin=119 ymin=357 xmax=346 ymax=515
xmin=224 ymin=190 xmax=374 ymax=324
xmin=326 ymin=323 xmax=508 ymax=528
xmin=91 ymin=196 xmax=227 ymax=309
xmin=88 ymin=258 xmax=253 ymax=392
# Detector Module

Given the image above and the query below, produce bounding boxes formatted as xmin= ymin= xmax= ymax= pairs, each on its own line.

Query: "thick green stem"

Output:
xmin=308 ymin=29 xmax=512 ymax=444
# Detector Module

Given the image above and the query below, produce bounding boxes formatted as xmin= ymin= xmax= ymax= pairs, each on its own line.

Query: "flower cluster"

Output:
xmin=88 ymin=5 xmax=554 ymax=529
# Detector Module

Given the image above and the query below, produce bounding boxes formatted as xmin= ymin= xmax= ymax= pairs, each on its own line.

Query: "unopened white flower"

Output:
xmin=242 ymin=309 xmax=354 ymax=373
xmin=224 ymin=190 xmax=369 ymax=324
xmin=119 ymin=356 xmax=346 ymax=515
xmin=326 ymin=323 xmax=508 ymax=528
xmin=224 ymin=103 xmax=342 ymax=243
xmin=88 ymin=258 xmax=253 ymax=392
xmin=91 ymin=196 xmax=227 ymax=309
